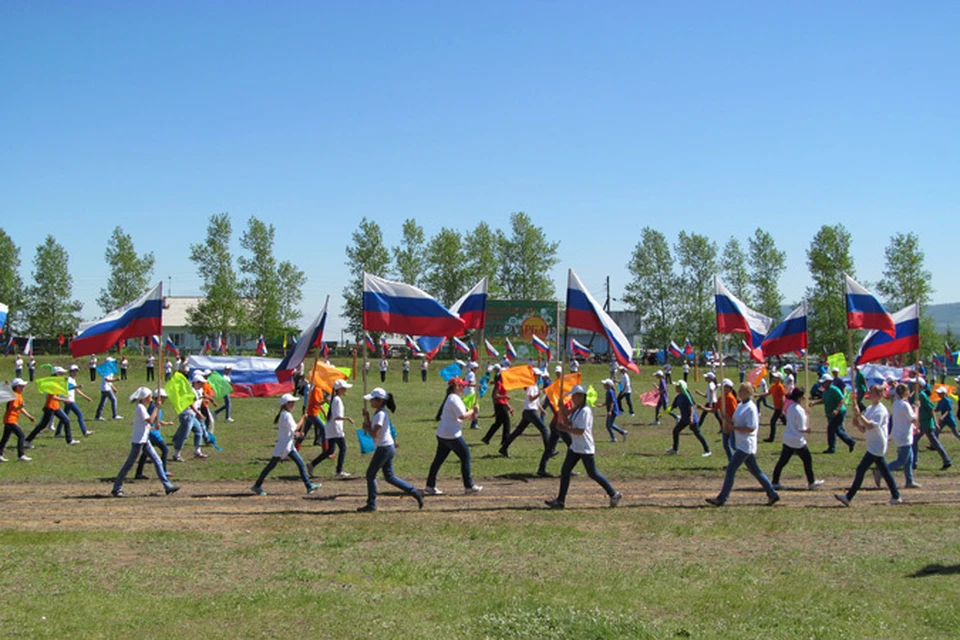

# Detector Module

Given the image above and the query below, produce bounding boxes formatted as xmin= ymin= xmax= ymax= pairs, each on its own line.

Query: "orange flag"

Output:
xmin=544 ymin=372 xmax=582 ymax=410
xmin=746 ymin=365 xmax=768 ymax=388
xmin=929 ymin=384 xmax=956 ymax=403
xmin=499 ymin=365 xmax=538 ymax=391
xmin=309 ymin=361 xmax=347 ymax=395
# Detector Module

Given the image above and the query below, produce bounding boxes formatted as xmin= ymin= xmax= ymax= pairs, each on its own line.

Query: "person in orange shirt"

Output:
xmin=199 ymin=370 xmax=218 ymax=433
xmin=718 ymin=379 xmax=739 ymax=461
xmin=1 ymin=378 xmax=36 ymax=461
xmin=300 ymin=382 xmax=328 ymax=448
xmin=761 ymin=371 xmax=788 ymax=443
xmin=26 ymin=367 xmax=78 ymax=446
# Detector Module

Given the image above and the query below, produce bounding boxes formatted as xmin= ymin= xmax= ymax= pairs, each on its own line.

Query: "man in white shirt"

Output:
xmin=835 ymin=385 xmax=901 ymax=506
xmin=499 ymin=371 xmax=549 ymax=460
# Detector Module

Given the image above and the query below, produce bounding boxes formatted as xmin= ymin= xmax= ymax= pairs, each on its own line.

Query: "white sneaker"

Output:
xmin=665 ymin=448 xmax=677 ymax=455
xmin=888 ymin=497 xmax=903 ymax=505
xmin=18 ymin=455 xmax=31 ymax=462
xmin=336 ymin=471 xmax=351 ymax=478
xmin=809 ymin=480 xmax=825 ymax=490
xmin=423 ymin=486 xmax=444 ymax=495
xmin=67 ymin=440 xmax=81 ymax=445
xmin=0 ymin=456 xmax=7 ymax=462
xmin=464 ymin=485 xmax=483 ymax=495
xmin=834 ymin=493 xmax=850 ymax=507
xmin=609 ymin=491 xmax=623 ymax=507
xmin=701 ymin=451 xmax=712 ymax=457
xmin=227 ymin=418 xmax=235 ymax=423
xmin=113 ymin=415 xmax=124 ymax=420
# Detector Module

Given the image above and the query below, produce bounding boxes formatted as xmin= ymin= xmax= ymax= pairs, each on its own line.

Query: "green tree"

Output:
xmin=238 ymin=216 xmax=306 ymax=340
xmin=748 ymin=228 xmax=787 ymax=320
xmin=876 ymin=232 xmax=933 ymax=311
xmin=392 ymin=218 xmax=426 ymax=288
xmin=97 ymin=226 xmax=156 ymax=314
xmin=497 ymin=212 xmax=559 ymax=300
xmin=186 ymin=213 xmax=245 ymax=342
xmin=423 ymin=228 xmax=468 ymax=307
xmin=25 ymin=235 xmax=82 ymax=337
xmin=463 ymin=221 xmax=504 ymax=298
xmin=675 ymin=231 xmax=718 ymax=351
xmin=342 ymin=217 xmax=392 ymax=339
xmin=806 ymin=224 xmax=855 ymax=355
xmin=719 ymin=236 xmax=751 ymax=304
xmin=0 ymin=229 xmax=25 ymax=333
xmin=624 ymin=227 xmax=677 ymax=352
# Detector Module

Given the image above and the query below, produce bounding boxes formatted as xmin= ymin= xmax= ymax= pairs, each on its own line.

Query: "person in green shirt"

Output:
xmin=854 ymin=366 xmax=868 ymax=412
xmin=811 ymin=374 xmax=856 ymax=454
xmin=912 ymin=379 xmax=952 ymax=471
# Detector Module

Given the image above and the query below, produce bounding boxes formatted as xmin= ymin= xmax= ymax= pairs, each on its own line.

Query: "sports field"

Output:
xmin=2 ymin=358 xmax=959 ymax=638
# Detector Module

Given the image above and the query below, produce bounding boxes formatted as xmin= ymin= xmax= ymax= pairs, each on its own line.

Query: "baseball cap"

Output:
xmin=333 ymin=379 xmax=352 ymax=391
xmin=279 ymin=393 xmax=299 ymax=405
xmin=364 ymin=387 xmax=388 ymax=401
xmin=566 ymin=384 xmax=587 ymax=396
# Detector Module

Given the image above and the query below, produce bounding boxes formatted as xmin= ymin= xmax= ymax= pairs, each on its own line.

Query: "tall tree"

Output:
xmin=463 ymin=221 xmax=505 ymax=298
xmin=497 ymin=212 xmax=559 ymax=300
xmin=0 ymin=229 xmax=25 ymax=333
xmin=876 ymin=232 xmax=933 ymax=310
xmin=675 ymin=231 xmax=718 ymax=351
xmin=186 ymin=213 xmax=245 ymax=340
xmin=97 ymin=226 xmax=156 ymax=313
xmin=805 ymin=224 xmax=855 ymax=355
xmin=342 ymin=217 xmax=391 ymax=339
xmin=748 ymin=228 xmax=787 ymax=320
xmin=238 ymin=216 xmax=306 ymax=339
xmin=624 ymin=227 xmax=677 ymax=351
xmin=392 ymin=218 xmax=426 ymax=288
xmin=25 ymin=235 xmax=82 ymax=337
xmin=423 ymin=228 xmax=468 ymax=307
xmin=719 ymin=236 xmax=751 ymax=304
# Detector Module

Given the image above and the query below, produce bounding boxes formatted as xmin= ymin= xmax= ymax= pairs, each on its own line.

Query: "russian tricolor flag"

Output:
xmin=452 ymin=336 xmax=471 ymax=355
xmin=570 ymin=338 xmax=591 ymax=358
xmin=450 ymin=277 xmax=488 ymax=332
xmin=761 ymin=303 xmax=808 ymax=358
xmin=364 ymin=333 xmax=377 ymax=353
xmin=417 ymin=336 xmax=447 ymax=360
xmin=532 ymin=334 xmax=551 ymax=360
xmin=321 ymin=342 xmax=329 ymax=358
xmin=856 ymin=303 xmax=920 ymax=365
xmin=363 ymin=273 xmax=465 ymax=336
xmin=71 ymin=283 xmax=163 ymax=357
xmin=22 ymin=335 xmax=33 ymax=357
xmin=0 ymin=303 xmax=7 ymax=331
xmin=485 ymin=339 xmax=499 ymax=359
xmin=256 ymin=335 xmax=268 ymax=356
xmin=165 ymin=336 xmax=180 ymax=358
xmin=404 ymin=335 xmax=420 ymax=354
xmin=276 ymin=298 xmax=329 ymax=382
xmin=566 ymin=269 xmax=640 ymax=373
xmin=150 ymin=334 xmax=161 ymax=350
xmin=845 ymin=275 xmax=896 ymax=336
xmin=715 ymin=277 xmax=773 ymax=353
xmin=683 ymin=339 xmax=693 ymax=356
xmin=668 ymin=341 xmax=683 ymax=358
xmin=504 ymin=337 xmax=517 ymax=361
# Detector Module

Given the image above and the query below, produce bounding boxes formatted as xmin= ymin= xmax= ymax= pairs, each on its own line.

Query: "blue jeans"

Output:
xmin=502 ymin=409 xmax=549 ymax=452
xmin=61 ymin=402 xmax=89 ymax=436
xmin=301 ymin=415 xmax=326 ymax=445
xmin=715 ymin=449 xmax=778 ymax=504
xmin=887 ymin=444 xmax=915 ymax=485
xmin=27 ymin=408 xmax=71 ymax=443
xmin=310 ymin=436 xmax=347 ymax=473
xmin=96 ymin=391 xmax=118 ymax=419
xmin=254 ymin=450 xmax=312 ymax=489
xmin=846 ymin=452 xmax=899 ymax=501
xmin=114 ymin=442 xmax=173 ymax=493
xmin=605 ymin=414 xmax=626 ymax=439
xmin=557 ymin=450 xmax=616 ymax=503
xmin=913 ymin=425 xmax=952 ymax=467
xmin=364 ymin=445 xmax=416 ymax=508
xmin=721 ymin=430 xmax=735 ymax=460
xmin=137 ymin=431 xmax=169 ymax=476
xmin=426 ymin=436 xmax=473 ymax=489
xmin=173 ymin=412 xmax=206 ymax=451
xmin=213 ymin=395 xmax=231 ymax=420
xmin=826 ymin=413 xmax=855 ymax=452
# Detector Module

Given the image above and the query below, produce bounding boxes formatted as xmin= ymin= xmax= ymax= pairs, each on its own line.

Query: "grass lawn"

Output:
xmin=2 ymin=356 xmax=959 ymax=638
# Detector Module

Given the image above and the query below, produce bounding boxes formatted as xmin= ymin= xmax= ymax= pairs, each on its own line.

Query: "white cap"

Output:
xmin=937 ymin=386 xmax=947 ymax=394
xmin=554 ymin=365 xmax=562 ymax=373
xmin=653 ymin=370 xmax=664 ymax=377
xmin=128 ymin=387 xmax=153 ymax=401
xmin=203 ymin=369 xmax=212 ymax=376
xmin=103 ymin=374 xmax=115 ymax=381
xmin=722 ymin=378 xmax=734 ymax=388
xmin=364 ymin=387 xmax=388 ymax=401
xmin=224 ymin=364 xmax=233 ymax=370
xmin=279 ymin=393 xmax=299 ymax=405
xmin=783 ymin=364 xmax=794 ymax=371
xmin=601 ymin=378 xmax=614 ymax=386
xmin=704 ymin=372 xmax=716 ymax=379
xmin=531 ymin=368 xmax=542 ymax=377
xmin=52 ymin=366 xmax=67 ymax=374
xmin=455 ymin=360 xmax=465 ymax=367
xmin=468 ymin=361 xmax=479 ymax=369
xmin=831 ymin=367 xmax=840 ymax=373
xmin=675 ymin=379 xmax=688 ymax=390
xmin=489 ymin=364 xmax=501 ymax=372
xmin=158 ymin=389 xmax=168 ymax=398
xmin=820 ymin=374 xmax=833 ymax=383
xmin=69 ymin=364 xmax=79 ymax=371
xmin=772 ymin=371 xmax=782 ymax=378
xmin=619 ymin=365 xmax=627 ymax=371
xmin=333 ymin=379 xmax=353 ymax=391
xmin=955 ymin=376 xmax=960 ymax=383
xmin=567 ymin=384 xmax=587 ymax=396
xmin=887 ymin=375 xmax=897 ymax=382
xmin=106 ymin=357 xmax=116 ymax=362
xmin=10 ymin=377 xmax=26 ymax=387
xmin=190 ymin=372 xmax=206 ymax=383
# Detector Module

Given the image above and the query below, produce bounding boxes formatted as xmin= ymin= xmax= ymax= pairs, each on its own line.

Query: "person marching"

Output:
xmin=665 ymin=380 xmax=710 ymax=456
xmin=770 ymin=387 xmax=825 ymax=491
xmin=716 ymin=379 xmax=739 ymax=460
xmin=357 ymin=388 xmax=424 ymax=512
xmin=601 ymin=378 xmax=627 ymax=442
xmin=308 ymin=379 xmax=354 ymax=478
xmin=934 ymin=386 xmax=960 ymax=440
xmin=25 ymin=367 xmax=77 ymax=447
xmin=499 ymin=370 xmax=550 ymax=459
xmin=300 ymin=381 xmax=327 ymax=448
xmin=706 ymin=383 xmax=780 ymax=507
xmin=111 ymin=387 xmax=180 ymax=498
xmin=811 ymin=374 xmax=855 ymax=454
xmin=94 ymin=374 xmax=123 ymax=421
xmin=251 ymin=393 xmax=321 ymax=496
xmin=537 ymin=388 xmax=574 ymax=478
xmin=135 ymin=389 xmax=174 ymax=481
xmin=60 ymin=364 xmax=94 ymax=438
xmin=761 ymin=371 xmax=787 ymax=443
xmin=695 ymin=372 xmax=723 ymax=432
xmin=481 ymin=366 xmax=513 ymax=447
xmin=651 ymin=370 xmax=668 ymax=425
xmin=834 ymin=385 xmax=901 ymax=507
xmin=213 ymin=365 xmax=235 ymax=423
xmin=886 ymin=383 xmax=921 ymax=489
xmin=913 ymin=378 xmax=952 ymax=471
xmin=424 ymin=377 xmax=483 ymax=496
xmin=0 ymin=378 xmax=35 ymax=462
xmin=545 ymin=385 xmax=623 ymax=509
xmin=172 ymin=373 xmax=211 ymax=461
xmin=618 ymin=366 xmax=635 ymax=417
xmin=464 ymin=361 xmax=480 ymax=429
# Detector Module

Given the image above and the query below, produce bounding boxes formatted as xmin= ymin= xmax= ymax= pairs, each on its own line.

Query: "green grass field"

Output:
xmin=2 ymin=356 xmax=959 ymax=638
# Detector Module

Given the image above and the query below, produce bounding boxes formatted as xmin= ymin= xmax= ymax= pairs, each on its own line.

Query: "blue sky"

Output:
xmin=2 ymin=1 xmax=958 ymax=338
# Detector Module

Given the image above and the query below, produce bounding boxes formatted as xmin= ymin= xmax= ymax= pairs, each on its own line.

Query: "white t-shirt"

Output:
xmin=862 ymin=402 xmax=890 ymax=456
xmin=705 ymin=381 xmax=717 ymax=405
xmin=379 ymin=360 xmax=388 ymax=372
xmin=324 ymin=395 xmax=345 ymax=439
xmin=570 ymin=360 xmax=579 ymax=372
xmin=732 ymin=400 xmax=759 ymax=454
xmin=783 ymin=402 xmax=808 ymax=449
xmin=569 ymin=405 xmax=595 ymax=455
xmin=14 ymin=357 xmax=22 ymax=369
xmin=620 ymin=372 xmax=631 ymax=393
xmin=272 ymin=410 xmax=298 ymax=459
xmin=683 ymin=363 xmax=690 ymax=373
xmin=89 ymin=356 xmax=97 ymax=368
xmin=421 ymin=360 xmax=428 ymax=371
xmin=523 ymin=385 xmax=541 ymax=411
xmin=891 ymin=398 xmax=915 ymax=447
xmin=120 ymin=358 xmax=128 ymax=368
xmin=464 ymin=371 xmax=477 ymax=396
xmin=100 ymin=378 xmax=113 ymax=392
xmin=372 ymin=409 xmax=394 ymax=447
xmin=146 ymin=356 xmax=154 ymax=367
xmin=436 ymin=394 xmax=467 ymax=439
xmin=403 ymin=360 xmax=409 ymax=371
xmin=664 ymin=364 xmax=672 ymax=374
xmin=759 ymin=379 xmax=769 ymax=394
xmin=165 ymin=361 xmax=173 ymax=373
xmin=785 ymin=373 xmax=796 ymax=394
xmin=66 ymin=376 xmax=78 ymax=403
xmin=131 ymin=404 xmax=151 ymax=444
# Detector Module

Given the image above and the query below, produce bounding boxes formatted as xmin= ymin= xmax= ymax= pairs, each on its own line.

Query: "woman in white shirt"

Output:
xmin=771 ymin=387 xmax=824 ymax=490
xmin=357 ymin=388 xmax=424 ymax=512
xmin=835 ymin=385 xmax=901 ymax=506
xmin=499 ymin=374 xmax=549 ymax=459
xmin=111 ymin=388 xmax=178 ymax=498
xmin=308 ymin=379 xmax=355 ymax=478
xmin=94 ymin=374 xmax=122 ymax=421
xmin=424 ymin=377 xmax=482 ymax=496
xmin=251 ymin=394 xmax=321 ymax=496
xmin=545 ymin=385 xmax=622 ymax=509
xmin=707 ymin=383 xmax=780 ymax=507
xmin=887 ymin=383 xmax=921 ymax=488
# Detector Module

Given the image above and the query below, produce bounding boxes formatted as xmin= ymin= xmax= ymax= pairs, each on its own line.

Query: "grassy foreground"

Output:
xmin=1 ymin=356 xmax=959 ymax=638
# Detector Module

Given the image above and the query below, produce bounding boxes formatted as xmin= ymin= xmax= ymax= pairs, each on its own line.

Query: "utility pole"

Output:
xmin=604 ymin=276 xmax=610 ymax=312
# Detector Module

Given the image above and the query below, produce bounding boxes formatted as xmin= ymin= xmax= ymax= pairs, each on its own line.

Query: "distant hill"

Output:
xmin=779 ymin=302 xmax=960 ymax=334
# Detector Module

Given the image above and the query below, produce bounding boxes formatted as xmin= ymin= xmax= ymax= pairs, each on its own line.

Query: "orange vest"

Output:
xmin=4 ymin=392 xmax=23 ymax=424
xmin=44 ymin=394 xmax=60 ymax=412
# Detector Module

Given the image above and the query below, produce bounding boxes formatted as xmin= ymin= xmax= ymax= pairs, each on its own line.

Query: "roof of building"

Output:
xmin=162 ymin=296 xmax=203 ymax=327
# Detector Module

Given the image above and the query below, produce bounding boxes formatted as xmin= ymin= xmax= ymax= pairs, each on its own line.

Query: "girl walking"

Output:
xmin=770 ymin=387 xmax=825 ymax=490
xmin=0 ymin=378 xmax=35 ymax=462
xmin=111 ymin=388 xmax=179 ymax=497
xmin=424 ymin=377 xmax=482 ymax=496
xmin=251 ymin=393 xmax=321 ymax=496
xmin=357 ymin=387 xmax=424 ymax=512
xmin=834 ymin=385 xmax=901 ymax=507
xmin=602 ymin=378 xmax=627 ymax=442
xmin=135 ymin=389 xmax=173 ymax=480
xmin=308 ymin=379 xmax=354 ymax=477
xmin=887 ymin=383 xmax=921 ymax=489
xmin=665 ymin=380 xmax=710 ymax=456
xmin=481 ymin=367 xmax=513 ymax=447
xmin=94 ymin=374 xmax=122 ymax=421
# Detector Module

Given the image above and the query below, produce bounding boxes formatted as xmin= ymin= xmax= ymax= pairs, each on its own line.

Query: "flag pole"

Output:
xmin=559 ymin=275 xmax=568 ymax=423
xmin=718 ymin=333 xmax=726 ymax=432
xmin=308 ymin=295 xmax=331 ymax=396
xmin=847 ymin=328 xmax=858 ymax=418
xmin=156 ymin=282 xmax=164 ymax=399
xmin=803 ymin=300 xmax=810 ymax=406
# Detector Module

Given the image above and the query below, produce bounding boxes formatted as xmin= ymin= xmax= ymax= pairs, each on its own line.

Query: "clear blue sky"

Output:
xmin=2 ymin=1 xmax=958 ymax=338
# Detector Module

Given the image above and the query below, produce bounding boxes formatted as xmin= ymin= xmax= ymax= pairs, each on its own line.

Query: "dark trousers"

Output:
xmin=699 ymin=405 xmax=723 ymax=431
xmin=403 ymin=370 xmax=409 ymax=382
xmin=364 ymin=445 xmax=416 ymax=508
xmin=89 ymin=369 xmax=96 ymax=382
xmin=766 ymin=408 xmax=786 ymax=441
xmin=502 ymin=409 xmax=548 ymax=453
xmin=846 ymin=452 xmax=899 ymax=501
xmin=482 ymin=404 xmax=511 ymax=446
xmin=120 ymin=367 xmax=127 ymax=380
xmin=255 ymin=450 xmax=312 ymax=489
xmin=913 ymin=425 xmax=952 ymax=467
xmin=213 ymin=395 xmax=232 ymax=420
xmin=421 ymin=370 xmax=427 ymax=382
xmin=772 ymin=444 xmax=815 ymax=484
xmin=672 ymin=418 xmax=710 ymax=453
xmin=538 ymin=425 xmax=572 ymax=475
xmin=0 ymin=423 xmax=25 ymax=458
xmin=617 ymin=391 xmax=634 ymax=414
xmin=300 ymin=415 xmax=325 ymax=446
xmin=380 ymin=371 xmax=386 ymax=383
xmin=136 ymin=433 xmax=169 ymax=476
xmin=27 ymin=408 xmax=71 ymax=443
xmin=311 ymin=436 xmax=347 ymax=474
xmin=556 ymin=450 xmax=616 ymax=503
xmin=146 ymin=367 xmax=155 ymax=381
xmin=826 ymin=413 xmax=855 ymax=452
xmin=426 ymin=435 xmax=473 ymax=489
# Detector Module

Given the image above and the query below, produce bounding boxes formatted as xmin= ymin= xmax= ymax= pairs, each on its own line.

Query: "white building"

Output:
xmin=162 ymin=296 xmax=259 ymax=353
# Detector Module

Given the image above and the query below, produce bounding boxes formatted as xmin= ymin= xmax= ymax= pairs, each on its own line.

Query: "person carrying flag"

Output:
xmin=111 ymin=388 xmax=180 ymax=498
xmin=357 ymin=388 xmax=424 ymax=512
xmin=481 ymin=366 xmax=513 ymax=448
xmin=25 ymin=367 xmax=77 ymax=447
xmin=424 ymin=377 xmax=483 ymax=497
xmin=651 ymin=370 xmax=667 ymax=425
xmin=464 ymin=361 xmax=479 ymax=429
xmin=251 ymin=394 xmax=321 ymax=497
xmin=499 ymin=371 xmax=550 ymax=459
xmin=213 ymin=365 xmax=235 ymax=423
xmin=834 ymin=385 xmax=901 ymax=507
xmin=300 ymin=380 xmax=327 ymax=448
xmin=135 ymin=389 xmax=174 ymax=481
xmin=308 ymin=379 xmax=354 ymax=478
xmin=665 ymin=380 xmax=710 ymax=456
xmin=172 ymin=373 xmax=212 ymax=461
xmin=61 ymin=364 xmax=94 ymax=438
xmin=0 ymin=378 xmax=35 ymax=462
xmin=760 ymin=372 xmax=787 ymax=443
xmin=94 ymin=374 xmax=123 ymax=421
xmin=810 ymin=374 xmax=855 ymax=454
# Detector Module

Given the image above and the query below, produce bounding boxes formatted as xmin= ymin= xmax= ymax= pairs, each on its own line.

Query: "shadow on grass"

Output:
xmin=494 ymin=473 xmax=541 ymax=482
xmin=910 ymin=564 xmax=960 ymax=578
